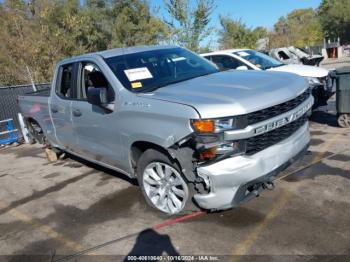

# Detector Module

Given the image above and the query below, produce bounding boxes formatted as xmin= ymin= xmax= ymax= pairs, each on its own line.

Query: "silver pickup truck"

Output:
xmin=18 ymin=45 xmax=313 ymax=214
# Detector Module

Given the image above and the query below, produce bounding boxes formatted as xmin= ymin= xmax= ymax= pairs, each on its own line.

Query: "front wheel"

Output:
xmin=137 ymin=149 xmax=190 ymax=215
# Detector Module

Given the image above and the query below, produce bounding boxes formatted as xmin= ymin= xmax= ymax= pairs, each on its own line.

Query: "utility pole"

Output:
xmin=26 ymin=65 xmax=37 ymax=92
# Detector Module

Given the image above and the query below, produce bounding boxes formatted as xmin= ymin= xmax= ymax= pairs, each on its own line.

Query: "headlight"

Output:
xmin=199 ymin=141 xmax=243 ymax=160
xmin=191 ymin=117 xmax=237 ymax=133
xmin=192 ymin=117 xmax=242 ymax=162
xmin=306 ymin=77 xmax=321 ymax=86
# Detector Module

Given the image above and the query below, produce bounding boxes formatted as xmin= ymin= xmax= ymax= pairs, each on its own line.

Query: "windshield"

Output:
xmin=233 ymin=50 xmax=283 ymax=70
xmin=105 ymin=47 xmax=219 ymax=92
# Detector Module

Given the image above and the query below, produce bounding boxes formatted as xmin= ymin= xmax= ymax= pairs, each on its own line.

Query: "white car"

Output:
xmin=201 ymin=49 xmax=334 ymax=108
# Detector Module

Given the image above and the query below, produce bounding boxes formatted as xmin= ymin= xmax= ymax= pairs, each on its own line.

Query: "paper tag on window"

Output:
xmin=237 ymin=51 xmax=249 ymax=57
xmin=124 ymin=67 xmax=153 ymax=82
xmin=131 ymin=82 xmax=142 ymax=89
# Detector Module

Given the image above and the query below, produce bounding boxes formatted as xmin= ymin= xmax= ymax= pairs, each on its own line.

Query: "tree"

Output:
xmin=0 ymin=0 xmax=41 ymax=85
xmin=319 ymin=0 xmax=350 ymax=43
xmin=218 ymin=16 xmax=267 ymax=49
xmin=109 ymin=0 xmax=168 ymax=47
xmin=0 ymin=0 xmax=169 ymax=86
xmin=0 ymin=0 xmax=91 ymax=85
xmin=163 ymin=0 xmax=216 ymax=52
xmin=269 ymin=8 xmax=323 ymax=48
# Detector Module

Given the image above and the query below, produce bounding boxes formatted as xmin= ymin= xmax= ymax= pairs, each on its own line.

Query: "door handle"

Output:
xmin=73 ymin=109 xmax=82 ymax=117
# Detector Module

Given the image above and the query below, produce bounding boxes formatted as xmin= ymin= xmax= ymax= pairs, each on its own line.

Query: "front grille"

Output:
xmin=245 ymin=114 xmax=308 ymax=155
xmin=245 ymin=89 xmax=311 ymax=126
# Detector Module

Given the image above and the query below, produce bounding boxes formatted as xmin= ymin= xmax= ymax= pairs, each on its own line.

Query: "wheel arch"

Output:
xmin=130 ymin=141 xmax=177 ymax=172
xmin=129 ymin=139 xmax=201 ymax=186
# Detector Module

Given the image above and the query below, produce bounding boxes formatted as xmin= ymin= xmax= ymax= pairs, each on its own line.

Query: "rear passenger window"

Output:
xmin=58 ymin=64 xmax=73 ymax=98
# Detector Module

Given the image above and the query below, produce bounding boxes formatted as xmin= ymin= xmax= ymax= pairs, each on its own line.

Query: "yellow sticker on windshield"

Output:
xmin=131 ymin=82 xmax=142 ymax=89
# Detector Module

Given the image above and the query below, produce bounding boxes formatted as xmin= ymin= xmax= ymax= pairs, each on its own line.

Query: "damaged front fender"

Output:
xmin=167 ymin=135 xmax=210 ymax=194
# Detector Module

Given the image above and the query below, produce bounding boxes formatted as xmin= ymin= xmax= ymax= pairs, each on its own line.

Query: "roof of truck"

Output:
xmin=59 ymin=45 xmax=180 ymax=64
xmin=99 ymin=45 xmax=180 ymax=58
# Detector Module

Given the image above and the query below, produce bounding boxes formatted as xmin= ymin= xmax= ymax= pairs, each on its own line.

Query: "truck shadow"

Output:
xmin=2 ymin=145 xmax=46 ymax=159
xmin=57 ymin=152 xmax=138 ymax=186
xmin=310 ymin=110 xmax=338 ymax=127
xmin=283 ymin=160 xmax=350 ymax=182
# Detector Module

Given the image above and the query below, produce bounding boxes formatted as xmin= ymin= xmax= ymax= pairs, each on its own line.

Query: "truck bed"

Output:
xmin=18 ymin=93 xmax=51 ymax=131
xmin=23 ymin=88 xmax=51 ymax=97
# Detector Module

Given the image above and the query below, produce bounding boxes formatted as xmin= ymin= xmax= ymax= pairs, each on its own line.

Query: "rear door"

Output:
xmin=70 ymin=60 xmax=122 ymax=167
xmin=50 ymin=63 xmax=78 ymax=151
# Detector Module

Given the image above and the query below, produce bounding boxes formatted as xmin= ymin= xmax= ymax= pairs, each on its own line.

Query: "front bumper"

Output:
xmin=194 ymin=122 xmax=310 ymax=210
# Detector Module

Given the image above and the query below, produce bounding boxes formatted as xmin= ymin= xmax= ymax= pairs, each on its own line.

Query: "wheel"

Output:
xmin=338 ymin=113 xmax=350 ymax=128
xmin=27 ymin=120 xmax=45 ymax=144
xmin=27 ymin=120 xmax=63 ymax=160
xmin=27 ymin=133 xmax=36 ymax=144
xmin=137 ymin=149 xmax=192 ymax=215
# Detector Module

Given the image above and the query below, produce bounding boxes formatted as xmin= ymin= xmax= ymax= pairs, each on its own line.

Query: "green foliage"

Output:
xmin=109 ymin=0 xmax=168 ymax=47
xmin=319 ymin=0 xmax=350 ymax=43
xmin=218 ymin=16 xmax=268 ymax=49
xmin=0 ymin=0 xmax=348 ymax=86
xmin=163 ymin=0 xmax=216 ymax=52
xmin=0 ymin=0 xmax=168 ymax=86
xmin=269 ymin=8 xmax=323 ymax=48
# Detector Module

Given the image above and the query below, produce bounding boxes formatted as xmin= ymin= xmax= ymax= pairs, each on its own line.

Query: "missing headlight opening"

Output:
xmin=168 ymin=132 xmax=245 ymax=195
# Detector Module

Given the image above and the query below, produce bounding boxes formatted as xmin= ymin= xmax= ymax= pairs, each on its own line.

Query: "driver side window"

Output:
xmin=79 ymin=62 xmax=115 ymax=102
xmin=210 ymin=55 xmax=246 ymax=71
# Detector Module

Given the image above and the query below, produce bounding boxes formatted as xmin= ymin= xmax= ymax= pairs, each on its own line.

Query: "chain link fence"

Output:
xmin=0 ymin=83 xmax=50 ymax=142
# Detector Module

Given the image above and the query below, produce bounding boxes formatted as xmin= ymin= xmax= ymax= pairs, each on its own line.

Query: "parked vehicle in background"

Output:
xmin=335 ymin=67 xmax=350 ymax=128
xmin=18 ymin=45 xmax=313 ymax=215
xmin=269 ymin=46 xmax=324 ymax=67
xmin=201 ymin=49 xmax=332 ymax=108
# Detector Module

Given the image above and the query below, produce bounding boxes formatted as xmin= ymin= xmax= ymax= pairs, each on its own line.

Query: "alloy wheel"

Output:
xmin=142 ymin=162 xmax=189 ymax=214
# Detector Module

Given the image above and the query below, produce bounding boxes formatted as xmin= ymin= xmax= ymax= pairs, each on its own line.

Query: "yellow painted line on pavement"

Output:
xmin=231 ymin=133 xmax=341 ymax=259
xmin=231 ymin=189 xmax=293 ymax=258
xmin=0 ymin=200 xmax=89 ymax=253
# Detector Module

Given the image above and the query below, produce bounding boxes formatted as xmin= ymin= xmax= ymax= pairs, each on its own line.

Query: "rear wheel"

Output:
xmin=27 ymin=120 xmax=63 ymax=161
xmin=27 ymin=120 xmax=45 ymax=144
xmin=338 ymin=113 xmax=350 ymax=128
xmin=137 ymin=149 xmax=191 ymax=215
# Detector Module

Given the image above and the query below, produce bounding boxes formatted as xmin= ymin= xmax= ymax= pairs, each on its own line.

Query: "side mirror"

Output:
xmin=236 ymin=65 xmax=248 ymax=70
xmin=87 ymin=87 xmax=109 ymax=106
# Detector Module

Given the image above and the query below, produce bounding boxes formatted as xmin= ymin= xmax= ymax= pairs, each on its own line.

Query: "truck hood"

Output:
xmin=268 ymin=64 xmax=329 ymax=78
xmin=142 ymin=70 xmax=308 ymax=119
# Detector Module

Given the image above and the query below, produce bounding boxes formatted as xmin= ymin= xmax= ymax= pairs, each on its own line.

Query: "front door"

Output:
xmin=71 ymin=61 xmax=122 ymax=167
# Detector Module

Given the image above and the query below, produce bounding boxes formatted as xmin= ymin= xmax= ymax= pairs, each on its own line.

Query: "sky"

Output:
xmin=150 ymin=0 xmax=322 ymax=30
xmin=149 ymin=0 xmax=322 ymax=47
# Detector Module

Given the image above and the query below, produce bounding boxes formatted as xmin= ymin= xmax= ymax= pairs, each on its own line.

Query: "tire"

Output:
xmin=27 ymin=134 xmax=36 ymax=145
xmin=338 ymin=113 xmax=350 ymax=128
xmin=27 ymin=121 xmax=45 ymax=144
xmin=137 ymin=149 xmax=199 ymax=215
